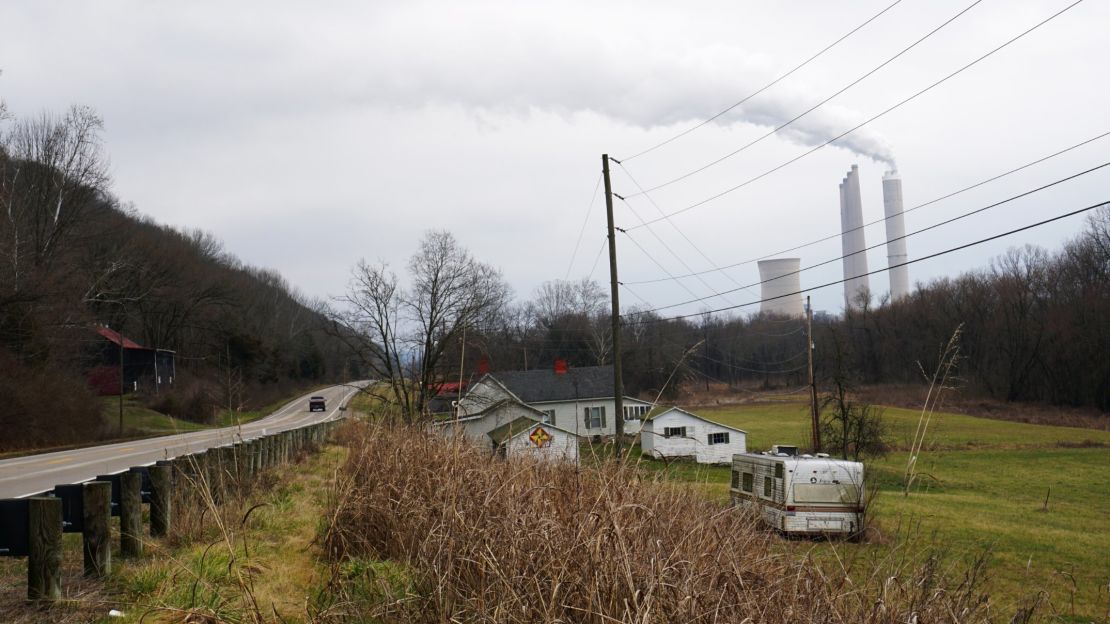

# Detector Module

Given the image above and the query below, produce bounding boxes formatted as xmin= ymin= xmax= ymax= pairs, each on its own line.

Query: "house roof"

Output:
xmin=486 ymin=416 xmax=583 ymax=445
xmin=646 ymin=407 xmax=749 ymax=434
xmin=96 ymin=326 xmax=147 ymax=350
xmin=485 ymin=365 xmax=618 ymax=403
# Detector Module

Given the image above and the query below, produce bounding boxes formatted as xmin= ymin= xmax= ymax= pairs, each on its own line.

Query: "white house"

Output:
xmin=487 ymin=417 xmax=582 ymax=462
xmin=640 ymin=407 xmax=747 ymax=464
xmin=457 ymin=365 xmax=651 ymax=438
xmin=440 ymin=398 xmax=546 ymax=442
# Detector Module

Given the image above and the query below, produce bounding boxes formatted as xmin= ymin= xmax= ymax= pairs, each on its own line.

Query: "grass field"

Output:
xmin=640 ymin=400 xmax=1110 ymax=620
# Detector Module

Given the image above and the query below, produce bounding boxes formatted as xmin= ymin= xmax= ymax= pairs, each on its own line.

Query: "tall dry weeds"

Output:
xmin=322 ymin=423 xmax=997 ymax=623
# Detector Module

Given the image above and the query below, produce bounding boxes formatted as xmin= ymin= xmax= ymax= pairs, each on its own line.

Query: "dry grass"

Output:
xmin=321 ymin=422 xmax=1001 ymax=623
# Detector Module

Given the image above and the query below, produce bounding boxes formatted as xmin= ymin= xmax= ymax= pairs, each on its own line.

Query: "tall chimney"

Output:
xmin=839 ymin=165 xmax=870 ymax=309
xmin=882 ymin=170 xmax=910 ymax=301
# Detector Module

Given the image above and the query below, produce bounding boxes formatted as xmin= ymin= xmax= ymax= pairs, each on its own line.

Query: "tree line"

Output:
xmin=336 ymin=211 xmax=1109 ymax=421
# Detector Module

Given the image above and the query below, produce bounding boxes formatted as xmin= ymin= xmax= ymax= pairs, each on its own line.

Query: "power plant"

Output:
xmin=882 ymin=170 xmax=910 ymax=301
xmin=839 ymin=165 xmax=870 ymax=309
xmin=757 ymin=258 xmax=804 ymax=318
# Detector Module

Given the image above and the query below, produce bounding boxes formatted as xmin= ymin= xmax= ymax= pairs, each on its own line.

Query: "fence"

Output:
xmin=0 ymin=416 xmax=344 ymax=601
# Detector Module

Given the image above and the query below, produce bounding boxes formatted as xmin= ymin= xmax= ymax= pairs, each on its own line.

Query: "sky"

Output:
xmin=2 ymin=0 xmax=1108 ymax=318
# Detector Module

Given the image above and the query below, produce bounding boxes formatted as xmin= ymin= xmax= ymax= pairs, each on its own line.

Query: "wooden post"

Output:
xmin=27 ymin=496 xmax=62 ymax=601
xmin=120 ymin=470 xmax=143 ymax=557
xmin=806 ymin=295 xmax=821 ymax=453
xmin=602 ymin=153 xmax=625 ymax=459
xmin=148 ymin=464 xmax=172 ymax=537
xmin=82 ymin=481 xmax=111 ymax=577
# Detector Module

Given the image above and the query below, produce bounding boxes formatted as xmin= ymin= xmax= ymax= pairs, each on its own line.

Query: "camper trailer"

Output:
xmin=730 ymin=450 xmax=864 ymax=538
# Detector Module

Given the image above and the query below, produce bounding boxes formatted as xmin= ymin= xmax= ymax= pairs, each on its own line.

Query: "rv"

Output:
xmin=730 ymin=449 xmax=864 ymax=538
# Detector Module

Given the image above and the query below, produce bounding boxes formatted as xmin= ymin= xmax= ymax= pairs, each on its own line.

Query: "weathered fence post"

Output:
xmin=27 ymin=496 xmax=62 ymax=601
xmin=148 ymin=464 xmax=172 ymax=537
xmin=82 ymin=481 xmax=112 ymax=577
xmin=120 ymin=470 xmax=143 ymax=557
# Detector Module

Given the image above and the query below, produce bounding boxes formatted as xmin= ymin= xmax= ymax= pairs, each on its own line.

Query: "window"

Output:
xmin=540 ymin=409 xmax=555 ymax=424
xmin=663 ymin=426 xmax=687 ymax=438
xmin=742 ymin=472 xmax=753 ymax=492
xmin=583 ymin=406 xmax=605 ymax=429
xmin=708 ymin=432 xmax=729 ymax=445
xmin=731 ymin=470 xmax=740 ymax=489
xmin=763 ymin=476 xmax=772 ymax=498
xmin=624 ymin=405 xmax=649 ymax=421
xmin=793 ymin=483 xmax=861 ymax=504
xmin=775 ymin=464 xmax=784 ymax=479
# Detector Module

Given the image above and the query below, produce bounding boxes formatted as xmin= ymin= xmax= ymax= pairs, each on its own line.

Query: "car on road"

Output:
xmin=308 ymin=396 xmax=327 ymax=412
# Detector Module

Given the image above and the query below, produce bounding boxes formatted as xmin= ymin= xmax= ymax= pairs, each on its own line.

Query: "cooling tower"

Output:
xmin=882 ymin=170 xmax=910 ymax=301
xmin=757 ymin=258 xmax=804 ymax=318
xmin=839 ymin=165 xmax=870 ymax=309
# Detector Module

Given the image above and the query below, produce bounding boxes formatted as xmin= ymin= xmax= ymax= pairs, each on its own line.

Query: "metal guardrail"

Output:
xmin=0 ymin=416 xmax=345 ymax=601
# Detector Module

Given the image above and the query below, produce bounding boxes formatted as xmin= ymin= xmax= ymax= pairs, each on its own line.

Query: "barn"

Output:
xmin=640 ymin=407 xmax=747 ymax=464
xmin=487 ymin=417 xmax=581 ymax=463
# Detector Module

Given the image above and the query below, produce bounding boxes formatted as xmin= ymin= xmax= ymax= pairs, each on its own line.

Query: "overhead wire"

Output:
xmin=625 ymin=0 xmax=986 ymax=197
xmin=622 ymin=129 xmax=1110 ymax=285
xmin=630 ymin=159 xmax=1110 ymax=313
xmin=619 ymin=0 xmax=907 ymax=162
xmin=564 ymin=172 xmax=604 ymax=280
xmin=625 ymin=197 xmax=1110 ymax=324
xmin=617 ymin=162 xmax=759 ymax=298
xmin=625 ymin=0 xmax=1088 ymax=231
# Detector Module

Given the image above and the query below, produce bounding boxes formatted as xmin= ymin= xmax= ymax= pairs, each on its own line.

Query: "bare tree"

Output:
xmin=333 ymin=230 xmax=509 ymax=422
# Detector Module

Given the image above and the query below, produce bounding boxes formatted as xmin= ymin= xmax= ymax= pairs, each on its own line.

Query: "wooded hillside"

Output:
xmin=0 ymin=105 xmax=354 ymax=450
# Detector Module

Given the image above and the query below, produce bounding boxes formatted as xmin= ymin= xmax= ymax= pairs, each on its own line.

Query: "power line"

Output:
xmin=619 ymin=0 xmax=907 ymax=162
xmin=625 ymin=0 xmax=985 ymax=197
xmin=617 ymin=163 xmax=759 ymax=298
xmin=625 ymin=198 xmax=1110 ymax=324
xmin=622 ymin=129 xmax=1110 ymax=285
xmin=585 ymin=238 xmax=608 ymax=282
xmin=626 ymin=0 xmax=1087 ymax=231
xmin=628 ymin=159 xmax=1110 ymax=313
xmin=564 ymin=173 xmax=604 ymax=280
xmin=619 ymin=228 xmax=709 ymax=302
xmin=616 ymin=185 xmax=739 ymax=305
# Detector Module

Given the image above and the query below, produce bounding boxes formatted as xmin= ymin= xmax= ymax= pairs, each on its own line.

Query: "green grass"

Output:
xmin=100 ymin=396 xmax=209 ymax=434
xmin=644 ymin=400 xmax=1110 ymax=619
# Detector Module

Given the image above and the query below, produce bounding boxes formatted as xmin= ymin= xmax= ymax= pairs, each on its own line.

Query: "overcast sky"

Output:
xmin=2 ymin=0 xmax=1107 ymax=317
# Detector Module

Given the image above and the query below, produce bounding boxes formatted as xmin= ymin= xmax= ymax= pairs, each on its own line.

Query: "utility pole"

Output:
xmin=118 ymin=327 xmax=124 ymax=435
xmin=456 ymin=326 xmax=467 ymax=419
xmin=602 ymin=154 xmax=625 ymax=459
xmin=806 ymin=296 xmax=821 ymax=452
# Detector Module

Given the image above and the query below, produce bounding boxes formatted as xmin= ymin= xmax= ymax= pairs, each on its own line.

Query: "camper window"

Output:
xmin=708 ymin=432 xmax=729 ymax=445
xmin=742 ymin=472 xmax=753 ymax=492
xmin=763 ymin=476 xmax=772 ymax=498
xmin=793 ymin=483 xmax=860 ymax=504
xmin=775 ymin=464 xmax=784 ymax=479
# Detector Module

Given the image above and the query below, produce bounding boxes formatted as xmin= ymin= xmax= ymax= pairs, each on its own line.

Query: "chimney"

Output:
xmin=554 ymin=359 xmax=568 ymax=375
xmin=839 ymin=164 xmax=870 ymax=310
xmin=882 ymin=170 xmax=910 ymax=301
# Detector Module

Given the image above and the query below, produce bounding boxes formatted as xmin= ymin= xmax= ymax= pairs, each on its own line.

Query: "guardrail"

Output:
xmin=0 ymin=417 xmax=344 ymax=601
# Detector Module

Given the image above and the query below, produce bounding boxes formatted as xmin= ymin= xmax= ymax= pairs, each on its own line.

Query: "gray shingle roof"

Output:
xmin=489 ymin=365 xmax=614 ymax=403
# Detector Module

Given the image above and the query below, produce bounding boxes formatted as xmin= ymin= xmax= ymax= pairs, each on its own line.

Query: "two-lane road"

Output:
xmin=0 ymin=383 xmax=361 ymax=499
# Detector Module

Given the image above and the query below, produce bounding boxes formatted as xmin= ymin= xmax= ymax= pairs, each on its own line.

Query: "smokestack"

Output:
xmin=757 ymin=258 xmax=804 ymax=318
xmin=839 ymin=165 xmax=870 ymax=309
xmin=882 ymin=170 xmax=910 ymax=301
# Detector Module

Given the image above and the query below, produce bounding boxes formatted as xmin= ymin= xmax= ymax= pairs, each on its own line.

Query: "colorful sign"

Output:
xmin=529 ymin=426 xmax=553 ymax=448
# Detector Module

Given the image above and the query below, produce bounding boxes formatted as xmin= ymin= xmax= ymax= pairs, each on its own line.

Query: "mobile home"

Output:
xmin=730 ymin=451 xmax=864 ymax=538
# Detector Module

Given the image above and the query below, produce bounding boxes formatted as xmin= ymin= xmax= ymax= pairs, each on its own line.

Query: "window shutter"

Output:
xmin=601 ymin=406 xmax=607 ymax=429
xmin=584 ymin=407 xmax=589 ymax=428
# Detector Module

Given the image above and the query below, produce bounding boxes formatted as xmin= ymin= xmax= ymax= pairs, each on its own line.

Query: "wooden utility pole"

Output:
xmin=806 ymin=296 xmax=821 ymax=452
xmin=602 ymin=154 xmax=625 ymax=459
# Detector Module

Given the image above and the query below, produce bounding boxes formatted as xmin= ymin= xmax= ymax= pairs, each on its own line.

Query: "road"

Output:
xmin=0 ymin=383 xmax=360 ymax=499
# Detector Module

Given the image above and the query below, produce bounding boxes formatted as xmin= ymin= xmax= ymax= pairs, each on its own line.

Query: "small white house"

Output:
xmin=457 ymin=365 xmax=651 ymax=437
xmin=488 ymin=417 xmax=582 ymax=463
xmin=640 ymin=407 xmax=747 ymax=464
xmin=438 ymin=398 xmax=544 ymax=442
